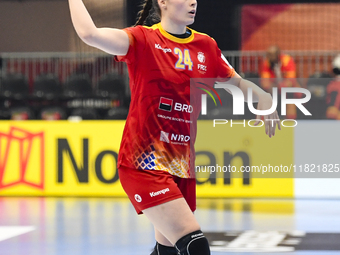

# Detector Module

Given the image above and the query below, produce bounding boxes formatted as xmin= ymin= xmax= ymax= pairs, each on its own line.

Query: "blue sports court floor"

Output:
xmin=0 ymin=197 xmax=340 ymax=255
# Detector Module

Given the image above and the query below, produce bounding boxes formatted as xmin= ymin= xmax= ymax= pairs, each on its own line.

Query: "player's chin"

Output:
xmin=186 ymin=18 xmax=195 ymax=26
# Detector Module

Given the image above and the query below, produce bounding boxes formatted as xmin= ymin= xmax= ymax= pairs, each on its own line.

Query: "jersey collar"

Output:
xmin=152 ymin=23 xmax=194 ymax=44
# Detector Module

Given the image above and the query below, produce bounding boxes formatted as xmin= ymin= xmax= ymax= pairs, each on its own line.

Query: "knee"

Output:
xmin=175 ymin=230 xmax=210 ymax=255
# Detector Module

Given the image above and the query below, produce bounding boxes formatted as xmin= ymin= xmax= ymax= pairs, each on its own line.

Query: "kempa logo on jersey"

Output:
xmin=155 ymin=44 xmax=172 ymax=53
xmin=150 ymin=188 xmax=170 ymax=197
xmin=159 ymin=97 xmax=193 ymax=113
xmin=0 ymin=126 xmax=45 ymax=190
xmin=160 ymin=131 xmax=190 ymax=144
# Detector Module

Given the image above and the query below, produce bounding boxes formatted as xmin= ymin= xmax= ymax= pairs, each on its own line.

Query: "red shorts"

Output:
xmin=118 ymin=166 xmax=196 ymax=215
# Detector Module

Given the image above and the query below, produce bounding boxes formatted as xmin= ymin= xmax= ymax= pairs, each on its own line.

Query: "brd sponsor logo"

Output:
xmin=159 ymin=97 xmax=193 ymax=113
xmin=174 ymin=102 xmax=193 ymax=113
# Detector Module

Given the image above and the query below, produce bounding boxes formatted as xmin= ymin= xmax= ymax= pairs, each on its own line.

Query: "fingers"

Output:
xmin=276 ymin=112 xmax=281 ymax=130
xmin=272 ymin=117 xmax=277 ymax=137
xmin=273 ymin=111 xmax=281 ymax=134
xmin=255 ymin=95 xmax=281 ymax=137
xmin=264 ymin=116 xmax=269 ymax=136
xmin=263 ymin=111 xmax=281 ymax=138
xmin=254 ymin=115 xmax=261 ymax=126
xmin=268 ymin=116 xmax=272 ymax=138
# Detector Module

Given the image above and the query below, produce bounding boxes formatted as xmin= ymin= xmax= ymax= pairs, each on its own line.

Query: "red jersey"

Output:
xmin=115 ymin=23 xmax=235 ymax=178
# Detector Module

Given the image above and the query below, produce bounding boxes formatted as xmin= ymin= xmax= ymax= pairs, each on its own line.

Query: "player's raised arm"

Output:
xmin=232 ymin=72 xmax=281 ymax=137
xmin=68 ymin=0 xmax=129 ymax=55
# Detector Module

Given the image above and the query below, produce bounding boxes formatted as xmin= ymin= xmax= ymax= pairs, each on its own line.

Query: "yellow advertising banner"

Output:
xmin=0 ymin=121 xmax=126 ymax=196
xmin=195 ymin=121 xmax=294 ymax=198
xmin=0 ymin=121 xmax=293 ymax=197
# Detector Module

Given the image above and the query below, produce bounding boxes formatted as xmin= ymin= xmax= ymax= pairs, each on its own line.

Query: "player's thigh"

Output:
xmin=143 ymin=197 xmax=200 ymax=245
xmin=154 ymin=227 xmax=173 ymax=247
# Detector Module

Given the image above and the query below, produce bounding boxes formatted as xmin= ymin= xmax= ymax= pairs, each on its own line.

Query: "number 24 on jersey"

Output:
xmin=174 ymin=48 xmax=193 ymax=71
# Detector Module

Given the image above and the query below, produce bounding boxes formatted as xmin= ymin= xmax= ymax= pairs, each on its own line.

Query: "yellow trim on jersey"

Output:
xmin=193 ymin=30 xmax=210 ymax=37
xmin=149 ymin=23 xmax=195 ymax=44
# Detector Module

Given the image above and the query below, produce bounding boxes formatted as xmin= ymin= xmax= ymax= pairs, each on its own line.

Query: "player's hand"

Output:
xmin=254 ymin=93 xmax=281 ymax=138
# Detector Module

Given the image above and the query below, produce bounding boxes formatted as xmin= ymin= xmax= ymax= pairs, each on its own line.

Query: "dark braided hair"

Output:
xmin=135 ymin=0 xmax=161 ymax=26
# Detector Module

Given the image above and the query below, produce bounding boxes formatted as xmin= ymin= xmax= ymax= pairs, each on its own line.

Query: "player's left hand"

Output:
xmin=254 ymin=93 xmax=281 ymax=138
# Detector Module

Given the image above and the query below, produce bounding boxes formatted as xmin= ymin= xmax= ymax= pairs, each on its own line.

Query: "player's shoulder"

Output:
xmin=134 ymin=24 xmax=161 ymax=32
xmin=122 ymin=25 xmax=158 ymax=42
xmin=123 ymin=24 xmax=157 ymax=34
xmin=128 ymin=24 xmax=165 ymax=37
xmin=189 ymin=28 xmax=216 ymax=43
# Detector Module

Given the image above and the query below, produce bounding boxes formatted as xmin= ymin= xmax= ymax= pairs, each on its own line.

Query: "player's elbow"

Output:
xmin=80 ymin=33 xmax=95 ymax=46
xmin=77 ymin=29 xmax=97 ymax=46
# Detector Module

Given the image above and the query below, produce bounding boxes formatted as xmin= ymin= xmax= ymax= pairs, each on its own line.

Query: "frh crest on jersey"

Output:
xmin=197 ymin=52 xmax=205 ymax=63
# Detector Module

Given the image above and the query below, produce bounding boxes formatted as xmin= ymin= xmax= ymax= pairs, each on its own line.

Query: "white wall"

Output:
xmin=294 ymin=121 xmax=340 ymax=198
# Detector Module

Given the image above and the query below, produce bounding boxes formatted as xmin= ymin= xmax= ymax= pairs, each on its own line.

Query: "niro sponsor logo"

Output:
xmin=150 ymin=188 xmax=170 ymax=197
xmin=160 ymin=131 xmax=190 ymax=144
xmin=155 ymin=44 xmax=172 ymax=53
xmin=171 ymin=133 xmax=190 ymax=142
xmin=160 ymin=131 xmax=170 ymax=143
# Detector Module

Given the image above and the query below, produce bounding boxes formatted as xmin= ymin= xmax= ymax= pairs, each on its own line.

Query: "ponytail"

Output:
xmin=135 ymin=0 xmax=153 ymax=26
